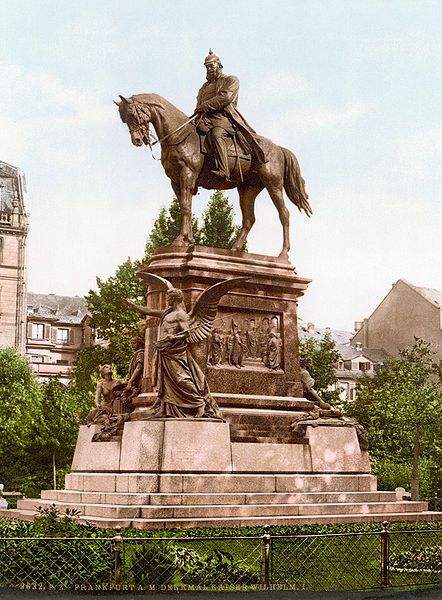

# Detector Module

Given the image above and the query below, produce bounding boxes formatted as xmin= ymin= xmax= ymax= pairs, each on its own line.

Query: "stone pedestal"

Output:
xmin=137 ymin=244 xmax=311 ymax=407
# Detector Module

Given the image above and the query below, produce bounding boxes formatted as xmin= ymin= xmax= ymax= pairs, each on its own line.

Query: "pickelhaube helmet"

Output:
xmin=204 ymin=49 xmax=223 ymax=68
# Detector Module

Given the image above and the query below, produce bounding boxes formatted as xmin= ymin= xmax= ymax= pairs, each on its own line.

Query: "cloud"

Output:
xmin=0 ymin=62 xmax=113 ymax=126
xmin=259 ymin=73 xmax=312 ymax=100
xmin=0 ymin=116 xmax=27 ymax=162
xmin=283 ymin=102 xmax=370 ymax=130
xmin=263 ymin=101 xmax=371 ymax=144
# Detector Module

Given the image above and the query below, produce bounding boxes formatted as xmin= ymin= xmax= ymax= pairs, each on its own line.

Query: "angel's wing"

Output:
xmin=187 ymin=277 xmax=249 ymax=344
xmin=137 ymin=271 xmax=173 ymax=291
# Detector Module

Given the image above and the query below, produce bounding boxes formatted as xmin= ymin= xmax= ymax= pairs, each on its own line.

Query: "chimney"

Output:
xmin=354 ymin=321 xmax=363 ymax=332
xmin=307 ymin=322 xmax=315 ymax=333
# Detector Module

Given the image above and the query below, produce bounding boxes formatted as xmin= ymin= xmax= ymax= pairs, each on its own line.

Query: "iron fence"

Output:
xmin=0 ymin=523 xmax=440 ymax=592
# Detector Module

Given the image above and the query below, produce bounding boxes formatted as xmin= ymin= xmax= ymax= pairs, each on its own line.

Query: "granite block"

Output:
xmin=126 ymin=475 xmax=160 ymax=493
xmin=82 ymin=474 xmax=116 ymax=492
xmin=231 ymin=442 xmax=311 ymax=472
xmin=306 ymin=425 xmax=369 ymax=473
xmin=161 ymin=421 xmax=232 ymax=472
xmin=120 ymin=421 xmax=164 ymax=471
xmin=71 ymin=426 xmax=121 ymax=472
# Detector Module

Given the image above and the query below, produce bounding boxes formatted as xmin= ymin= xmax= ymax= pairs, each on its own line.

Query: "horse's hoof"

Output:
xmin=278 ymin=250 xmax=289 ymax=261
xmin=171 ymin=235 xmax=192 ymax=247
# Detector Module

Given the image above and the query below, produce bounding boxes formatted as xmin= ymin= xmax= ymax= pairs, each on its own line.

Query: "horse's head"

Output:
xmin=115 ymin=95 xmax=151 ymax=147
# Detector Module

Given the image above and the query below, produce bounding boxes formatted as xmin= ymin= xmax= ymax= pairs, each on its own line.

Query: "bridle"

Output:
xmin=127 ymin=101 xmax=195 ymax=157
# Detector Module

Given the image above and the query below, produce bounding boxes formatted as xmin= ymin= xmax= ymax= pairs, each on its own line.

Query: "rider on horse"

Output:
xmin=194 ymin=49 xmax=268 ymax=181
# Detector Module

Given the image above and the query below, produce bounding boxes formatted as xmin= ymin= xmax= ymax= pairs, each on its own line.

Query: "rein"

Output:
xmin=151 ymin=113 xmax=197 ymax=146
xmin=130 ymin=102 xmax=196 ymax=159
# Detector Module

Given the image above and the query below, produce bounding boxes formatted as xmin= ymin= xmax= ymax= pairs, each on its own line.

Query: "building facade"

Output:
xmin=0 ymin=161 xmax=28 ymax=354
xmin=352 ymin=279 xmax=442 ymax=359
xmin=26 ymin=293 xmax=93 ymax=384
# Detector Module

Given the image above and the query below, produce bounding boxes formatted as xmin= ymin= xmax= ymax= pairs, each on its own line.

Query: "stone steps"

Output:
xmin=15 ymin=496 xmax=429 ymax=521
xmin=64 ymin=472 xmax=379 ymax=494
xmin=2 ymin=507 xmax=440 ymax=531
xmin=41 ymin=489 xmax=399 ymax=506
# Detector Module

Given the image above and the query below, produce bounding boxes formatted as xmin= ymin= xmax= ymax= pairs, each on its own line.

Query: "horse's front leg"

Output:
xmin=171 ymin=170 xmax=196 ymax=245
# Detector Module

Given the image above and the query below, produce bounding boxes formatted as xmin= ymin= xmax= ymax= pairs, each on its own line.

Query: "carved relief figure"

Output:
xmin=209 ymin=327 xmax=224 ymax=366
xmin=245 ymin=318 xmax=259 ymax=358
xmin=227 ymin=320 xmax=244 ymax=368
xmin=268 ymin=332 xmax=283 ymax=370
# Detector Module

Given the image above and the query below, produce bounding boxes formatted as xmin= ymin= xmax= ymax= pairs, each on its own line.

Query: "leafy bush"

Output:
xmin=0 ymin=506 xmax=113 ymax=589
xmin=127 ymin=541 xmax=259 ymax=588
xmin=391 ymin=546 xmax=442 ymax=573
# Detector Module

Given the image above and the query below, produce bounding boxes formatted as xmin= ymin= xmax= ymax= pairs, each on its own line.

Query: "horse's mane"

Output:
xmin=130 ymin=93 xmax=188 ymax=120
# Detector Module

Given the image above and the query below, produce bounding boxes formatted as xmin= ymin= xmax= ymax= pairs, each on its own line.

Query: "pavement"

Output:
xmin=0 ymin=586 xmax=441 ymax=600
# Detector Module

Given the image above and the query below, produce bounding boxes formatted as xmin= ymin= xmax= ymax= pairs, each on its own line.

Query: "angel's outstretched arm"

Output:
xmin=122 ymin=297 xmax=162 ymax=318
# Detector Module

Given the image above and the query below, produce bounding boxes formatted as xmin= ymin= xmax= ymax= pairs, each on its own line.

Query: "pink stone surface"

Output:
xmin=161 ymin=421 xmax=232 ymax=472
xmin=231 ymin=441 xmax=311 ymax=472
xmin=120 ymin=421 xmax=164 ymax=471
xmin=71 ymin=426 xmax=121 ymax=472
xmin=306 ymin=425 xmax=370 ymax=473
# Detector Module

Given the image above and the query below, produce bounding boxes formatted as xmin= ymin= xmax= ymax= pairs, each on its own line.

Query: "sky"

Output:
xmin=1 ymin=0 xmax=441 ymax=332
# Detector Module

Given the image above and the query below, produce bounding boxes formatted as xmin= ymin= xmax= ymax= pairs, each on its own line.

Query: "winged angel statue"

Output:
xmin=124 ymin=273 xmax=248 ymax=420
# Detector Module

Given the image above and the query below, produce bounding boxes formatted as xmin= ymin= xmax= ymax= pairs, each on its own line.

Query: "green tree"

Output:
xmin=0 ymin=348 xmax=43 ymax=449
xmin=346 ymin=338 xmax=442 ymax=499
xmin=144 ymin=197 xmax=202 ymax=257
xmin=199 ymin=190 xmax=242 ymax=249
xmin=299 ymin=332 xmax=341 ymax=404
xmin=0 ymin=350 xmax=88 ymax=496
xmin=75 ymin=194 xmax=243 ymax=397
xmin=81 ymin=257 xmax=146 ymax=384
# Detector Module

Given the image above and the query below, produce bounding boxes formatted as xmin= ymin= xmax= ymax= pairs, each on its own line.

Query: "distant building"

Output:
xmin=299 ymin=323 xmax=388 ymax=402
xmin=335 ymin=343 xmax=388 ymax=401
xmin=26 ymin=293 xmax=93 ymax=384
xmin=352 ymin=279 xmax=442 ymax=360
xmin=0 ymin=161 xmax=29 ymax=354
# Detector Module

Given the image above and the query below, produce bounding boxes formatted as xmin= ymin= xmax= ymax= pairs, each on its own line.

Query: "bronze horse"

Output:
xmin=116 ymin=93 xmax=312 ymax=258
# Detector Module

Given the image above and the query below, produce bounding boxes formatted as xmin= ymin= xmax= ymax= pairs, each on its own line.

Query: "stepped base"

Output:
xmin=2 ymin=472 xmax=440 ymax=529
xmin=2 ymin=419 xmax=439 ymax=529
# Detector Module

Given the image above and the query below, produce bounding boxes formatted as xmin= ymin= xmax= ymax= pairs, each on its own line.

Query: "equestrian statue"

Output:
xmin=115 ymin=50 xmax=312 ymax=258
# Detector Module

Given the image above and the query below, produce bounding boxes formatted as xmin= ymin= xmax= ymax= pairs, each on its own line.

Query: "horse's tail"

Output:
xmin=281 ymin=147 xmax=312 ymax=217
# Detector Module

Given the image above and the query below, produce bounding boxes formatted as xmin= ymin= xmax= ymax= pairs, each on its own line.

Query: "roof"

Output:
xmin=336 ymin=344 xmax=388 ymax=364
xmin=298 ymin=325 xmax=353 ymax=346
xmin=27 ymin=293 xmax=89 ymax=325
xmin=413 ymin=284 xmax=442 ymax=307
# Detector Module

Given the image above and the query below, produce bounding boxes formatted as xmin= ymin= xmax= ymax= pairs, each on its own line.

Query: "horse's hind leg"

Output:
xmin=266 ymin=183 xmax=290 ymax=259
xmin=232 ymin=183 xmax=263 ymax=251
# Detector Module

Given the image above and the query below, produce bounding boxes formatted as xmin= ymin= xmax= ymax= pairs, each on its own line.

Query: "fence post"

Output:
xmin=380 ymin=520 xmax=390 ymax=588
xmin=113 ymin=527 xmax=123 ymax=588
xmin=263 ymin=525 xmax=271 ymax=589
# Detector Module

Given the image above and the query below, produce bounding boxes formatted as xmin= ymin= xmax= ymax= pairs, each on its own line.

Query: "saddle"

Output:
xmin=198 ymin=129 xmax=252 ymax=163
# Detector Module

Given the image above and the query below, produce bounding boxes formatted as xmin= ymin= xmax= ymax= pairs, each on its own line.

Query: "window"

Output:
xmin=56 ymin=328 xmax=70 ymax=343
xmin=0 ymin=237 xmax=3 ymax=263
xmin=30 ymin=355 xmax=44 ymax=364
xmin=358 ymin=362 xmax=372 ymax=372
xmin=31 ymin=323 xmax=44 ymax=339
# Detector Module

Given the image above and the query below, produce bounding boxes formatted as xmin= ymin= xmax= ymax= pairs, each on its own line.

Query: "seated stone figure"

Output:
xmin=85 ymin=364 xmax=124 ymax=425
xmin=85 ymin=338 xmax=145 ymax=441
